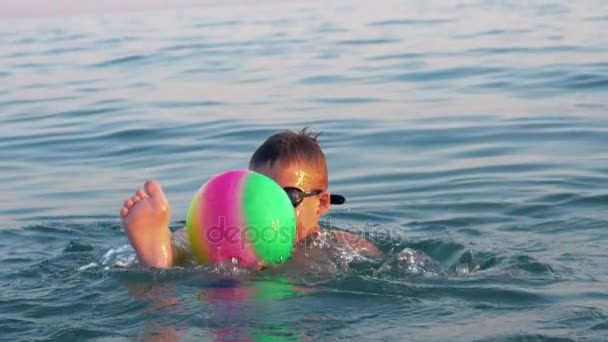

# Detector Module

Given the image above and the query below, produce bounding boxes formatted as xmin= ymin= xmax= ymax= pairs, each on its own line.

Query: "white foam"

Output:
xmin=78 ymin=244 xmax=138 ymax=272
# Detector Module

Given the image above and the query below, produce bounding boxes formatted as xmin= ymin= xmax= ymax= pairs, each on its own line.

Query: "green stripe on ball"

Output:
xmin=243 ymin=172 xmax=296 ymax=266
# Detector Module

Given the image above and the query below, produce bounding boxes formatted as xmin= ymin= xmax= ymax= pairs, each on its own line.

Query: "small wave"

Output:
xmin=94 ymin=36 xmax=139 ymax=45
xmin=64 ymin=240 xmax=94 ymax=253
xmin=366 ymin=52 xmax=425 ymax=61
xmin=506 ymin=255 xmax=555 ymax=275
xmin=193 ymin=20 xmax=240 ymax=28
xmin=477 ymin=334 xmax=575 ymax=342
xmin=296 ymin=74 xmax=353 ymax=85
xmin=372 ymin=248 xmax=441 ymax=277
xmin=149 ymin=100 xmax=225 ymax=108
xmin=89 ymin=55 xmax=150 ymax=68
xmin=78 ymin=244 xmax=138 ymax=271
xmin=452 ymin=28 xmax=533 ymax=39
xmin=0 ymin=96 xmax=80 ymax=107
xmin=586 ymin=16 xmax=608 ymax=22
xmin=369 ymin=19 xmax=451 ymax=26
xmin=336 ymin=38 xmax=400 ymax=46
xmin=308 ymin=97 xmax=384 ymax=104
xmin=384 ymin=66 xmax=505 ymax=83
xmin=467 ymin=45 xmax=579 ymax=55
xmin=536 ymin=3 xmax=568 ymax=16
xmin=44 ymin=46 xmax=88 ymax=56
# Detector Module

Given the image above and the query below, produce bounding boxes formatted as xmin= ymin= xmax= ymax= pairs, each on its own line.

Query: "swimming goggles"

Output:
xmin=283 ymin=187 xmax=345 ymax=208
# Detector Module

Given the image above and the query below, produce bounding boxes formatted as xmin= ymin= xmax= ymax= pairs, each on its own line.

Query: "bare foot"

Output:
xmin=120 ymin=180 xmax=174 ymax=268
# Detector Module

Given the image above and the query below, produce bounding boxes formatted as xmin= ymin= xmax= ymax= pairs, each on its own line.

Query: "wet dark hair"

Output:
xmin=249 ymin=128 xmax=347 ymax=204
xmin=248 ymin=128 xmax=328 ymax=184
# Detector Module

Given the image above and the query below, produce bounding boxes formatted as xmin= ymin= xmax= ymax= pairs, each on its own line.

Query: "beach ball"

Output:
xmin=186 ymin=169 xmax=296 ymax=268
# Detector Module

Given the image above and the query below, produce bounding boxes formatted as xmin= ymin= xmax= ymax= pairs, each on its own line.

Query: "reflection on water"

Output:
xmin=131 ymin=274 xmax=309 ymax=341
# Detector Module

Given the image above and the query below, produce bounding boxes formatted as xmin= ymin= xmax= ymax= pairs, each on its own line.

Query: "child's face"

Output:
xmin=250 ymin=161 xmax=331 ymax=242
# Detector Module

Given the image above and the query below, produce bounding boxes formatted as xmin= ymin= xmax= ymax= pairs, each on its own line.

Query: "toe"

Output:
xmin=120 ymin=206 xmax=128 ymax=218
xmin=131 ymin=195 xmax=140 ymax=203
xmin=124 ymin=199 xmax=134 ymax=208
xmin=144 ymin=180 xmax=162 ymax=197
xmin=136 ymin=189 xmax=147 ymax=199
xmin=144 ymin=180 xmax=169 ymax=213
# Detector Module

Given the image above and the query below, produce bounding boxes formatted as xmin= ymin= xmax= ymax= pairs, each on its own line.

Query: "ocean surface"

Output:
xmin=1 ymin=1 xmax=608 ymax=341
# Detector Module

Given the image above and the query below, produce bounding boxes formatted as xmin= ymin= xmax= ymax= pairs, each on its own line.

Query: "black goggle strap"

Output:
xmin=330 ymin=194 xmax=345 ymax=205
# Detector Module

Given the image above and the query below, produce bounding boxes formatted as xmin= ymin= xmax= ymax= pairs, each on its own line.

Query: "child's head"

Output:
xmin=248 ymin=128 xmax=338 ymax=241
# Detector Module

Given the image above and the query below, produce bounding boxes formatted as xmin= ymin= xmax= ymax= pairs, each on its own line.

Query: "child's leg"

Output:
xmin=120 ymin=180 xmax=174 ymax=268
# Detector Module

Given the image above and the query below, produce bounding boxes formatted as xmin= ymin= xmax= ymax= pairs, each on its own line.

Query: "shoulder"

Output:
xmin=332 ymin=231 xmax=382 ymax=258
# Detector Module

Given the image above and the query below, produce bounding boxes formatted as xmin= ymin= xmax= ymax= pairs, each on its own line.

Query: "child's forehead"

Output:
xmin=255 ymin=161 xmax=325 ymax=187
xmin=276 ymin=162 xmax=321 ymax=183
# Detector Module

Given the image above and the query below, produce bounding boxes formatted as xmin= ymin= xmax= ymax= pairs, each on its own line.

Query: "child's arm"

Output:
xmin=170 ymin=228 xmax=194 ymax=266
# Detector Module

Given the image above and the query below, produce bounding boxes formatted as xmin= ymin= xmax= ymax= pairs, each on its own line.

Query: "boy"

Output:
xmin=120 ymin=128 xmax=379 ymax=268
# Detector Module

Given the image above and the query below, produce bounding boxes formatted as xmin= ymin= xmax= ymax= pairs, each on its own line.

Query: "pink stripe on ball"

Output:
xmin=200 ymin=170 xmax=258 ymax=266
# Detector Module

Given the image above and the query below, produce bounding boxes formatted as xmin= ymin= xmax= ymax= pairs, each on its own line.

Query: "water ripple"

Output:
xmin=309 ymin=97 xmax=384 ymax=104
xmin=369 ymin=19 xmax=452 ymax=26
xmin=452 ymin=28 xmax=534 ymax=39
xmin=336 ymin=38 xmax=401 ymax=45
xmin=90 ymin=54 xmax=151 ymax=68
xmin=384 ymin=66 xmax=506 ymax=83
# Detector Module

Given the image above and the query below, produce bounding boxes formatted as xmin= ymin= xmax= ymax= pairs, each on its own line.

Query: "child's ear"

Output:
xmin=318 ymin=191 xmax=331 ymax=216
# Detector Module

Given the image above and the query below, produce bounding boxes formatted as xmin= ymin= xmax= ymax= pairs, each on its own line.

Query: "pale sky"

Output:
xmin=0 ymin=0 xmax=223 ymax=18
